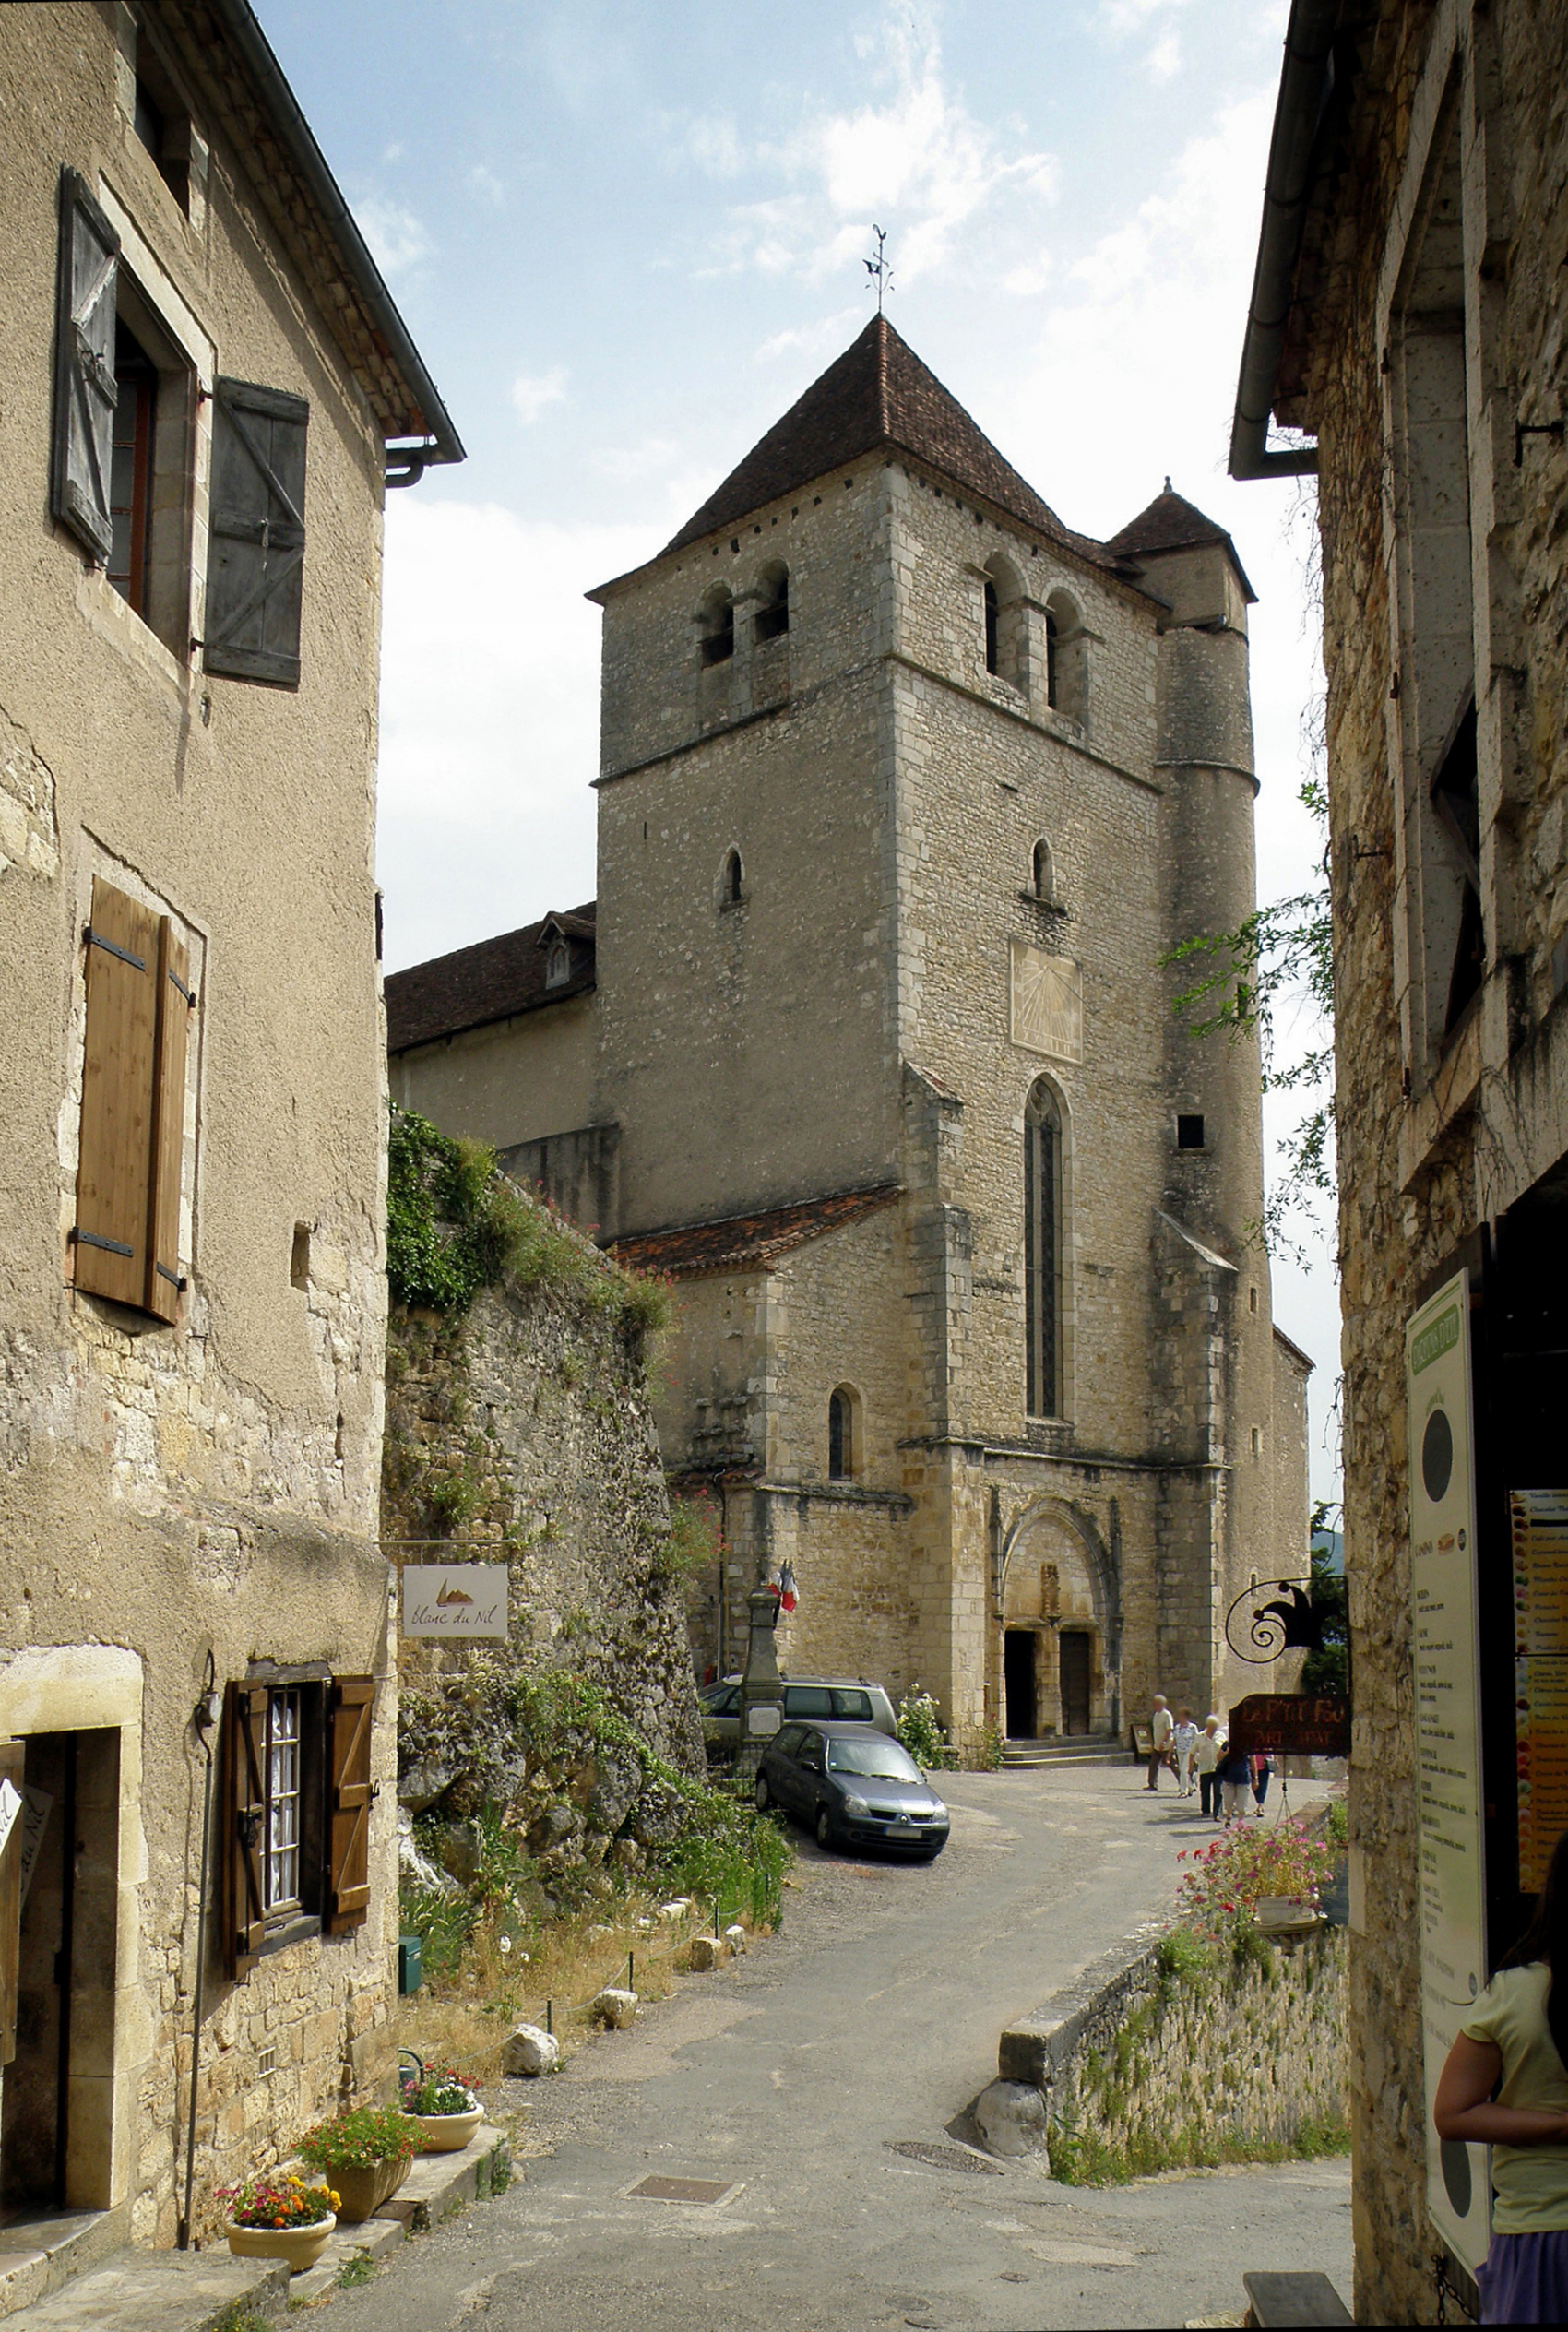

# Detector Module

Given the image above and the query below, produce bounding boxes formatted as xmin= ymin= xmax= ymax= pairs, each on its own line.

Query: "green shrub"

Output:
xmin=897 ymin=1688 xmax=958 ymax=1771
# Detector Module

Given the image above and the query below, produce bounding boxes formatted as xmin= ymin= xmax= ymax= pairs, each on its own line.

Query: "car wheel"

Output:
xmin=916 ymin=1844 xmax=944 ymax=1861
xmin=754 ymin=1774 xmax=770 ymax=1812
xmin=815 ymin=1805 xmax=834 ymax=1850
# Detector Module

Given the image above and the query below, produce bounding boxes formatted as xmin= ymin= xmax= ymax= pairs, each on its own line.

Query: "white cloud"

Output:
xmin=376 ymin=502 xmax=649 ymax=971
xmin=673 ymin=15 xmax=1057 ymax=290
xmin=467 ymin=164 xmax=506 ymax=207
xmin=352 ymin=196 xmax=433 ymax=285
xmin=510 ymin=366 xmax=569 ymax=425
xmin=754 ymin=307 xmax=862 ymax=365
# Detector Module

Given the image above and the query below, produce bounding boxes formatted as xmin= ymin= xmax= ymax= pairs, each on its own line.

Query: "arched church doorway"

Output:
xmin=1059 ymin=1630 xmax=1092 ymax=1736
xmin=1003 ymin=1629 xmax=1038 ymax=1739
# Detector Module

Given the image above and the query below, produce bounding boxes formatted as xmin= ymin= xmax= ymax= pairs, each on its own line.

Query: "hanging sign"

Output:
xmin=400 ymin=1565 xmax=508 ymax=1639
xmin=1407 ymin=1269 xmax=1489 ymax=2278
xmin=1227 ymin=1694 xmax=1349 ymax=1758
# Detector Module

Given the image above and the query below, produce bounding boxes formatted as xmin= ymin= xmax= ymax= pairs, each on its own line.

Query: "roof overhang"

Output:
xmin=1228 ymin=0 xmax=1341 ymax=482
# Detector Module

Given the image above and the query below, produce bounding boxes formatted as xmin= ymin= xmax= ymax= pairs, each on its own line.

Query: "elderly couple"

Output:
xmin=1147 ymin=1695 xmax=1272 ymax=1819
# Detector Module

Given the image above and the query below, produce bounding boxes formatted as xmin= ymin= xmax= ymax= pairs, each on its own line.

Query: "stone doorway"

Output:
xmin=1003 ymin=1630 xmax=1038 ymax=1739
xmin=1059 ymin=1631 xmax=1092 ymax=1735
xmin=1 ymin=1728 xmax=120 ymax=2213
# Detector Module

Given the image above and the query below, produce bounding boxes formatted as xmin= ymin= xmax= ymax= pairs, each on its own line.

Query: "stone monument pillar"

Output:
xmin=735 ymin=1587 xmax=785 ymax=1781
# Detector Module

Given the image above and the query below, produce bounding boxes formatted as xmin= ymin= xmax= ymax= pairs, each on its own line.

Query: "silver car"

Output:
xmin=699 ymin=1674 xmax=897 ymax=1758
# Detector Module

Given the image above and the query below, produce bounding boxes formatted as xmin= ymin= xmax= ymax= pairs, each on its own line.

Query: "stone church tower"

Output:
xmin=387 ymin=317 xmax=1310 ymax=1749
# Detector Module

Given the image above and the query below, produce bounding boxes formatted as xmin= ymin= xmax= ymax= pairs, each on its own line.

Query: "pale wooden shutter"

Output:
xmin=327 ymin=1677 xmax=374 ymax=1934
xmin=52 ymin=170 xmax=120 ymax=565
xmin=0 ymin=1742 xmax=25 ymax=2070
xmin=146 ymin=920 xmax=194 ymax=1322
xmin=223 ymin=1684 xmax=268 ymax=1978
xmin=75 ymin=879 xmax=160 ymax=1308
xmin=205 ymin=378 xmax=309 ymax=687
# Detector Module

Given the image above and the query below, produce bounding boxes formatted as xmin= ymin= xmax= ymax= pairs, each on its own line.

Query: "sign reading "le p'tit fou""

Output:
xmin=399 ymin=1565 xmax=508 ymax=1639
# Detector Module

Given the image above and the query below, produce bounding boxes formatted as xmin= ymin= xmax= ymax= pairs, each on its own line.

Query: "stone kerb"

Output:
xmin=982 ymin=1924 xmax=1348 ymax=2176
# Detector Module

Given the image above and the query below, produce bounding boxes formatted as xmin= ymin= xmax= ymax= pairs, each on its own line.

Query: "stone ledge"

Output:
xmin=996 ymin=1929 xmax=1162 ymax=2087
xmin=1 ymin=2249 xmax=290 ymax=2331
xmin=288 ymin=2124 xmax=510 ymax=2306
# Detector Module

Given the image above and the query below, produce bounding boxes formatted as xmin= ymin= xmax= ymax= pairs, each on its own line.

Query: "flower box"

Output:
xmin=224 ymin=2213 xmax=336 ymax=2274
xmin=407 ymin=2103 xmax=483 ymax=2153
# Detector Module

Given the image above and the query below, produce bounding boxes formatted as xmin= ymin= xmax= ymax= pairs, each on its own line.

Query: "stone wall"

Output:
xmin=384 ymin=1214 xmax=704 ymax=1808
xmin=993 ymin=1927 xmax=1348 ymax=2179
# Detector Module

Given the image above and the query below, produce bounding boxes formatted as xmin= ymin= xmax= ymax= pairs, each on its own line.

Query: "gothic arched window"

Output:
xmin=1025 ymin=1081 xmax=1063 ymax=1418
xmin=828 ymin=1385 xmax=858 ymax=1480
xmin=699 ymin=587 xmax=733 ymax=668
xmin=754 ymin=561 xmax=789 ymax=643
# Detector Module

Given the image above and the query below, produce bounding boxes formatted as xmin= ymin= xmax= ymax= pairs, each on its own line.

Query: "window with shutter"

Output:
xmin=205 ymin=378 xmax=309 ymax=688
xmin=75 ymin=877 xmax=195 ymax=1319
xmin=327 ymin=1677 xmax=374 ymax=1935
xmin=222 ymin=1684 xmax=268 ymax=1980
xmin=52 ymin=171 xmax=120 ymax=565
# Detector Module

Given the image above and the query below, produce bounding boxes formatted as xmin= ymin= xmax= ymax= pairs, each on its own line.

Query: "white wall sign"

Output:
xmin=1010 ymin=943 xmax=1083 ymax=1063
xmin=1407 ymin=1269 xmax=1489 ymax=2276
xmin=400 ymin=1565 xmax=508 ymax=1639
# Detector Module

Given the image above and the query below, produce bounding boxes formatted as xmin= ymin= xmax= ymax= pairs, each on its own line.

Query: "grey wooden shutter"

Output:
xmin=52 ymin=170 xmax=120 ymax=564
xmin=205 ymin=378 xmax=309 ymax=687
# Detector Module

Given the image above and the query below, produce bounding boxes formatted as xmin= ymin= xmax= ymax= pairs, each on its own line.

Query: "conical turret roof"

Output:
xmin=660 ymin=315 xmax=1114 ymax=569
xmin=1104 ymin=485 xmax=1256 ymax=601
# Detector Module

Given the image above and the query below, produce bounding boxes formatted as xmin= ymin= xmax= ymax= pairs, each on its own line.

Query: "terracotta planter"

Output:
xmin=328 ymin=2156 xmax=409 ymax=2224
xmin=407 ymin=2103 xmax=482 ymax=2154
xmin=224 ymin=2213 xmax=335 ymax=2274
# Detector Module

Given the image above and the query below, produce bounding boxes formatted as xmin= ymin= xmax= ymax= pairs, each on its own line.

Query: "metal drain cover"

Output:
xmin=629 ymin=2175 xmax=735 ymax=2205
xmin=886 ymin=2141 xmax=1003 ymax=2176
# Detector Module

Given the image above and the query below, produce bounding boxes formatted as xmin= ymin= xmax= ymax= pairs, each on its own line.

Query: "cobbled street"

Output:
xmin=332 ymin=1767 xmax=1350 ymax=2332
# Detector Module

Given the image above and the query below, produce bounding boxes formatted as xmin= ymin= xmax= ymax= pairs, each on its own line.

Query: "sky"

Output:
xmin=255 ymin=0 xmax=1341 ymax=1506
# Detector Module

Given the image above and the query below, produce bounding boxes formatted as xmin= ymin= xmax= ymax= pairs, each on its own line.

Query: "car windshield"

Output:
xmin=826 ymin=1738 xmax=922 ymax=1781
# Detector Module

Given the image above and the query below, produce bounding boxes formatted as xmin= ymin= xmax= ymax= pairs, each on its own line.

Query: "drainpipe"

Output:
xmin=178 ymin=1659 xmax=222 ymax=2251
xmin=1228 ymin=0 xmax=1341 ymax=480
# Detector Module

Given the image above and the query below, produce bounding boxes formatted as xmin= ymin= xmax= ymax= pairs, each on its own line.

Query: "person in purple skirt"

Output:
xmin=1435 ymin=1826 xmax=1568 ymax=2323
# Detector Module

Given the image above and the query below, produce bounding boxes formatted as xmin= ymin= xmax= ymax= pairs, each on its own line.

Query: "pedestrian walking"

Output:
xmin=1146 ymin=1694 xmax=1173 ymax=1790
xmin=1218 ymin=1743 xmax=1252 ymax=1822
xmin=1195 ymin=1714 xmax=1224 ymax=1818
xmin=1173 ymin=1707 xmax=1199 ymax=1797
xmin=1434 ymin=1825 xmax=1568 ymax=2322
xmin=1250 ymin=1748 xmax=1275 ymax=1814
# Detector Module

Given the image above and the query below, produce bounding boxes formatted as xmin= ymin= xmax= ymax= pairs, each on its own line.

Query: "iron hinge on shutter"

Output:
xmin=83 ymin=923 xmax=148 ymax=971
xmin=70 ymin=1228 xmax=134 ymax=1259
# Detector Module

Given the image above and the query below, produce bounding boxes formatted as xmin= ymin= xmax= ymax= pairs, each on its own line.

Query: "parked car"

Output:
xmin=700 ymin=1675 xmax=897 ymax=1758
xmin=754 ymin=1719 xmax=950 ymax=1858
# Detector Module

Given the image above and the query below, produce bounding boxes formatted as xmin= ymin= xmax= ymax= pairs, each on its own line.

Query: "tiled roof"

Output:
xmin=385 ymin=903 xmax=596 ymax=1053
xmin=611 ymin=1184 xmax=902 ymax=1278
xmin=659 ymin=317 xmax=1117 ymax=568
xmin=1104 ymin=487 xmax=1257 ymax=602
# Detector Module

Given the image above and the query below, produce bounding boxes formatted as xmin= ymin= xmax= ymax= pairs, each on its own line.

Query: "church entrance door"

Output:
xmin=1059 ymin=1631 xmax=1092 ymax=1736
xmin=1003 ymin=1629 xmax=1037 ymax=1739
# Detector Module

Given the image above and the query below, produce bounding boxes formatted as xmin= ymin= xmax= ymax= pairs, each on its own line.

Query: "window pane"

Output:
xmin=831 ymin=1688 xmax=873 ymax=1720
xmin=784 ymin=1686 xmax=833 ymax=1719
xmin=266 ymin=1689 xmax=302 ymax=1912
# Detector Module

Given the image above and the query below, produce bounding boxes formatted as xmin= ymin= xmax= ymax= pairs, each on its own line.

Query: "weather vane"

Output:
xmin=864 ymin=224 xmax=894 ymax=315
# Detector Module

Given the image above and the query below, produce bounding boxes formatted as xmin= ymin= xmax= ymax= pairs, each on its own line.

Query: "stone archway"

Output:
xmin=997 ymin=1501 xmax=1119 ymax=1738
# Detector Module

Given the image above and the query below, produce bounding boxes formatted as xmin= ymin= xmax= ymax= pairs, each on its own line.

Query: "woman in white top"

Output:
xmin=1435 ymin=1827 xmax=1568 ymax=2322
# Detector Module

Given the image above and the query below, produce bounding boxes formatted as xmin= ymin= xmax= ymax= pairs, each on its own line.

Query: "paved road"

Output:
xmin=334 ymin=1766 xmax=1350 ymax=2331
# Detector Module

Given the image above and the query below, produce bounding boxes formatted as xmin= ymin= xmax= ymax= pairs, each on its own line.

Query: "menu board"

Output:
xmin=1512 ymin=1489 xmax=1568 ymax=1894
xmin=1407 ymin=1270 xmax=1490 ymax=2278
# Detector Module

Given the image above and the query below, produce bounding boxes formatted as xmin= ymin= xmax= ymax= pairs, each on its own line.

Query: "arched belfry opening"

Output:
xmin=1044 ymin=589 xmax=1086 ymax=723
xmin=754 ymin=561 xmax=789 ymax=644
xmin=982 ymin=554 xmax=1024 ymax=689
xmin=698 ymin=586 xmax=733 ymax=668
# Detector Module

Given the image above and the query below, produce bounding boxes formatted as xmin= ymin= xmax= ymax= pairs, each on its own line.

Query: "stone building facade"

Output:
xmin=388 ymin=319 xmax=1309 ymax=1755
xmin=0 ymin=0 xmax=458 ymax=2267
xmin=1231 ymin=0 xmax=1568 ymax=2317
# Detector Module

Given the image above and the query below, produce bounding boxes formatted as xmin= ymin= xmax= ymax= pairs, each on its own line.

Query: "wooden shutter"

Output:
xmin=75 ymin=879 xmax=160 ymax=1308
xmin=145 ymin=919 xmax=194 ymax=1322
xmin=327 ymin=1677 xmax=374 ymax=1935
xmin=222 ymin=1683 xmax=267 ymax=1979
xmin=205 ymin=378 xmax=308 ymax=688
xmin=52 ymin=170 xmax=120 ymax=564
xmin=0 ymin=1742 xmax=25 ymax=2070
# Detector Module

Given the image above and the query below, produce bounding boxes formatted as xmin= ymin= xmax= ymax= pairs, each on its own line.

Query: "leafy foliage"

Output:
xmin=1175 ymin=1818 xmax=1335 ymax=1945
xmin=896 ymin=1687 xmax=958 ymax=1771
xmin=295 ymin=2104 xmax=415 ymax=2173
xmin=1301 ymin=1517 xmax=1348 ymax=1694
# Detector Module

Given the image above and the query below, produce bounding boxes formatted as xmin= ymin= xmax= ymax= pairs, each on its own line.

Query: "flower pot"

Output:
xmin=407 ymin=2104 xmax=483 ymax=2153
xmin=329 ymin=2157 xmax=408 ymax=2224
xmin=225 ymin=2213 xmax=335 ymax=2274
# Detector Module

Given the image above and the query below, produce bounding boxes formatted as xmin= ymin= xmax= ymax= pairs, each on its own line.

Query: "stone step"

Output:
xmin=1 ymin=2124 xmax=512 ymax=2330
xmin=0 ymin=2207 xmax=130 ymax=2322
xmin=1001 ymin=1736 xmax=1131 ymax=1767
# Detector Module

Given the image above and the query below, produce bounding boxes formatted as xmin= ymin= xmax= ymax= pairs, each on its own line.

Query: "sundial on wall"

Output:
xmin=1010 ymin=941 xmax=1083 ymax=1063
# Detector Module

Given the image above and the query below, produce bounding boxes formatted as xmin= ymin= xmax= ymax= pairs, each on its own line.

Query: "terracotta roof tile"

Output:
xmin=659 ymin=318 xmax=1117 ymax=568
xmin=611 ymin=1184 xmax=901 ymax=1278
xmin=386 ymin=903 xmax=596 ymax=1053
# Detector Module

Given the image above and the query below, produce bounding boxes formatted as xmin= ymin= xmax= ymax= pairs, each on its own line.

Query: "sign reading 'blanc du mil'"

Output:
xmin=400 ymin=1565 xmax=508 ymax=1639
xmin=1226 ymin=1694 xmax=1350 ymax=1757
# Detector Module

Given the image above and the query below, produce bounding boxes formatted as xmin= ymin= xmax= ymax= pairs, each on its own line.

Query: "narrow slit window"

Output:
xmin=828 ymin=1386 xmax=856 ymax=1480
xmin=983 ymin=578 xmax=999 ymax=675
xmin=1177 ymin=1113 xmax=1206 ymax=1150
xmin=1025 ymin=1082 xmax=1063 ymax=1418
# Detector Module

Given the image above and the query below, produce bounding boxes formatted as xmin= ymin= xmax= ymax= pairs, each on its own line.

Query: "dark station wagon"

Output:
xmin=754 ymin=1719 xmax=950 ymax=1858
